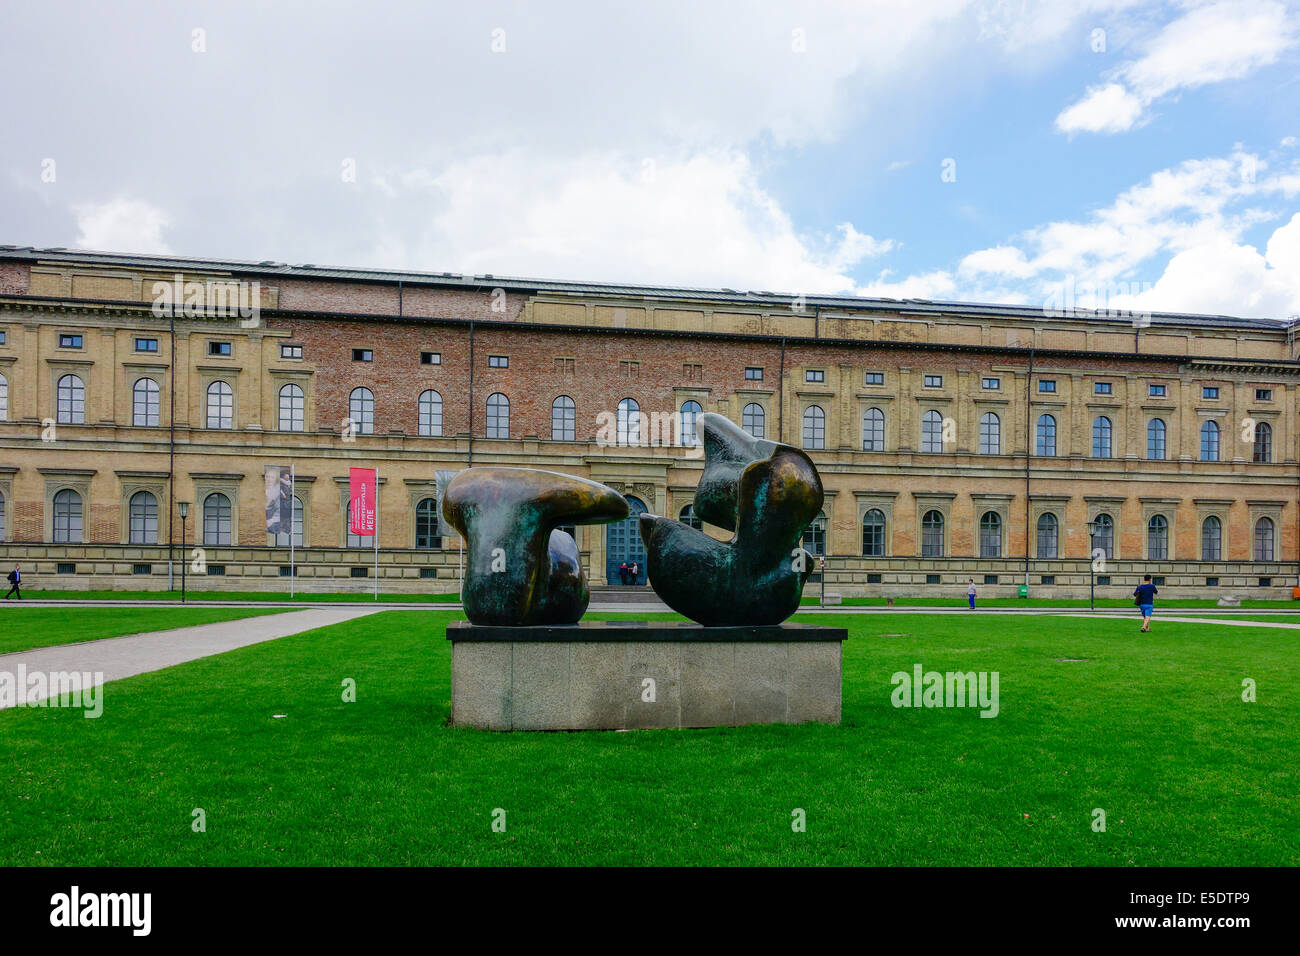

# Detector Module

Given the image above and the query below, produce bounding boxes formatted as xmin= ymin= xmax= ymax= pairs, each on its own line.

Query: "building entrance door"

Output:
xmin=605 ymin=495 xmax=648 ymax=584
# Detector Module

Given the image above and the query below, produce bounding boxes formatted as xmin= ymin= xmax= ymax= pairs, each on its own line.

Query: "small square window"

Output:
xmin=1149 ymin=384 xmax=1167 ymax=397
xmin=1038 ymin=380 xmax=1057 ymax=393
xmin=923 ymin=374 xmax=943 ymax=388
xmin=1094 ymin=382 xmax=1112 ymax=395
xmin=925 ymin=573 xmax=941 ymax=585
xmin=865 ymin=372 xmax=884 ymax=386
xmin=280 ymin=344 xmax=303 ymax=359
xmin=419 ymin=567 xmax=438 ymax=579
xmin=1040 ymin=575 xmax=1055 ymax=585
xmin=1152 ymin=576 xmax=1166 ymax=586
xmin=866 ymin=573 xmax=882 ymax=584
xmin=59 ymin=334 xmax=83 ymax=349
xmin=208 ymin=341 xmax=232 ymax=357
xmin=488 ymin=355 xmax=508 ymax=368
xmin=135 ymin=337 xmax=159 ymax=353
xmin=981 ymin=377 xmax=1000 ymax=390
xmin=745 ymin=367 xmax=764 ymax=380
xmin=353 ymin=348 xmax=373 ymax=362
xmin=207 ymin=564 xmax=226 ymax=576
xmin=1205 ymin=576 xmax=1219 ymax=587
xmin=1255 ymin=388 xmax=1273 ymax=402
xmin=1258 ymin=577 xmax=1272 ymax=587
xmin=1096 ymin=575 xmax=1111 ymax=585
xmin=421 ymin=351 xmax=441 ymax=365
xmin=1203 ymin=386 xmax=1219 ymax=399
xmin=983 ymin=574 xmax=998 ymax=585
xmin=351 ymin=566 xmax=369 ymax=578
xmin=132 ymin=563 xmax=151 ymax=575
xmin=56 ymin=563 xmax=75 ymax=574
xmin=805 ymin=369 xmax=825 ymax=383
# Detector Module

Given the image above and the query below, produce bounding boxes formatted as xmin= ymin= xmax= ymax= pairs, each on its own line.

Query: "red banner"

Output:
xmin=348 ymin=467 xmax=376 ymax=536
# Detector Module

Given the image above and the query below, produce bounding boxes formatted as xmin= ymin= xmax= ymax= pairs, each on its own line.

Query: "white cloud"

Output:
xmin=1055 ymin=0 xmax=1297 ymax=135
xmin=73 ymin=198 xmax=170 ymax=254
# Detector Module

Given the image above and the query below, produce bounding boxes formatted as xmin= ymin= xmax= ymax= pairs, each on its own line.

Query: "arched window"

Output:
xmin=921 ymin=510 xmax=944 ymax=557
xmin=52 ymin=489 xmax=82 ymax=543
xmin=1092 ymin=416 xmax=1112 ymax=458
xmin=680 ymin=401 xmax=702 ymax=447
xmin=486 ymin=392 xmax=509 ymax=438
xmin=1254 ymin=421 xmax=1272 ymax=463
xmin=346 ymin=500 xmax=374 ymax=549
xmin=802 ymin=511 xmax=826 ymax=556
xmin=206 ymin=380 xmax=233 ymax=429
xmin=1201 ymin=515 xmax=1222 ymax=561
xmin=802 ymin=405 xmax=825 ymax=450
xmin=979 ymin=412 xmax=1001 ymax=455
xmin=415 ymin=497 xmax=441 ymax=549
xmin=273 ymin=496 xmax=304 ymax=547
xmin=679 ymin=504 xmax=703 ymax=530
xmin=1200 ymin=420 xmax=1220 ymax=461
xmin=921 ymin=410 xmax=944 ymax=453
xmin=862 ymin=508 xmax=886 ymax=557
xmin=862 ymin=407 xmax=885 ymax=452
xmin=278 ymin=383 xmax=304 ymax=432
xmin=128 ymin=490 xmax=158 ymax=544
xmin=131 ymin=378 xmax=160 ymax=427
xmin=1036 ymin=414 xmax=1057 ymax=456
xmin=202 ymin=493 xmax=232 ymax=545
xmin=550 ymin=395 xmax=575 ymax=441
xmin=1147 ymin=514 xmax=1169 ymax=560
xmin=349 ymin=387 xmax=374 ymax=435
xmin=742 ymin=402 xmax=765 ymax=439
xmin=1254 ymin=517 xmax=1275 ymax=561
xmin=57 ymin=374 xmax=85 ymax=424
xmin=1036 ymin=513 xmax=1058 ymax=558
xmin=419 ymin=390 xmax=443 ymax=438
xmin=979 ymin=511 xmax=1002 ymax=558
xmin=1092 ymin=513 xmax=1114 ymax=559
xmin=1147 ymin=418 xmax=1166 ymax=460
xmin=0 ymin=372 xmax=7 ymax=421
xmin=616 ymin=398 xmax=641 ymax=445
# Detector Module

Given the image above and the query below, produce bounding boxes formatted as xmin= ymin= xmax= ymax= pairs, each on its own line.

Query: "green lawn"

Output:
xmin=0 ymin=606 xmax=290 ymax=655
xmin=17 ymin=588 xmax=461 ymax=604
xmin=1 ymin=610 xmax=1294 ymax=866
xmin=802 ymin=595 xmax=1300 ymax=609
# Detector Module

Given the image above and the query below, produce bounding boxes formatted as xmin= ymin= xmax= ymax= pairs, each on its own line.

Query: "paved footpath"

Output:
xmin=0 ymin=607 xmax=381 ymax=708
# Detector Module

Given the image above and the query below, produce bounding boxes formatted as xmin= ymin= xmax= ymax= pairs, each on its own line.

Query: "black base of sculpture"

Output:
xmin=447 ymin=620 xmax=847 ymax=642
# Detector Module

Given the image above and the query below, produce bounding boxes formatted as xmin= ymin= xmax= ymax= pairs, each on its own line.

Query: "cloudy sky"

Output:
xmin=2 ymin=0 xmax=1298 ymax=318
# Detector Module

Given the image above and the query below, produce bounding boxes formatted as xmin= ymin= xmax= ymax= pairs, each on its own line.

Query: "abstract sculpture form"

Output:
xmin=441 ymin=467 xmax=628 ymax=626
xmin=638 ymin=412 xmax=824 ymax=626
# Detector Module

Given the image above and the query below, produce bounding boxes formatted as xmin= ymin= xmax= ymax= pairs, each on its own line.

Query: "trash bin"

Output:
xmin=1018 ymin=585 xmax=1029 ymax=598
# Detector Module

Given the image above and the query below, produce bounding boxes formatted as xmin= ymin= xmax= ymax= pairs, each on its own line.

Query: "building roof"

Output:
xmin=2 ymin=244 xmax=1295 ymax=333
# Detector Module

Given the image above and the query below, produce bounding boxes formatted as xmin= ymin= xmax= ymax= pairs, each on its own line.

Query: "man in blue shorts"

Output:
xmin=1133 ymin=574 xmax=1158 ymax=632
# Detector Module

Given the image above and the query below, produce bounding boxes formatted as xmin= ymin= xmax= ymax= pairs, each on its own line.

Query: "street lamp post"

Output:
xmin=178 ymin=501 xmax=190 ymax=604
xmin=1086 ymin=519 xmax=1100 ymax=613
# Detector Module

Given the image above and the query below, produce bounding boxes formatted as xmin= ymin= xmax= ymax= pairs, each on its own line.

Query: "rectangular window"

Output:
xmin=619 ymin=360 xmax=640 ymax=378
xmin=1096 ymin=575 xmax=1111 ymax=585
xmin=135 ymin=337 xmax=159 ymax=353
xmin=1040 ymin=575 xmax=1055 ymax=585
xmin=865 ymin=372 xmax=884 ymax=386
xmin=1256 ymin=388 xmax=1273 ymax=401
xmin=866 ymin=573 xmax=882 ymax=584
xmin=132 ymin=563 xmax=151 ymax=575
xmin=419 ymin=567 xmax=438 ymax=579
xmin=1152 ymin=576 xmax=1166 ymax=586
xmin=206 ymin=564 xmax=226 ymax=576
xmin=421 ymin=351 xmax=441 ymax=365
xmin=488 ymin=355 xmax=508 ymax=368
xmin=1094 ymin=382 xmax=1112 ymax=395
xmin=280 ymin=344 xmax=303 ymax=359
xmin=279 ymin=566 xmax=298 ymax=577
xmin=923 ymin=374 xmax=942 ymax=388
xmin=981 ymin=377 xmax=1000 ymax=390
xmin=58 ymin=334 xmax=83 ymax=349
xmin=745 ymin=367 xmax=764 ymax=380
xmin=0 ymin=331 xmax=6 ymax=344
xmin=983 ymin=574 xmax=997 ymax=585
xmin=683 ymin=363 xmax=703 ymax=381
xmin=57 ymin=563 xmax=76 ymax=575
xmin=1203 ymin=386 xmax=1219 ymax=399
xmin=208 ymin=340 xmax=232 ymax=357
xmin=1038 ymin=380 xmax=1056 ymax=393
xmin=1206 ymin=576 xmax=1219 ymax=587
xmin=925 ymin=574 xmax=941 ymax=585
xmin=806 ymin=369 xmax=825 ymax=383
xmin=554 ymin=357 xmax=575 ymax=376
xmin=1149 ymin=384 xmax=1167 ymax=397
xmin=1258 ymin=577 xmax=1272 ymax=587
xmin=351 ymin=566 xmax=369 ymax=578
xmin=353 ymin=348 xmax=373 ymax=362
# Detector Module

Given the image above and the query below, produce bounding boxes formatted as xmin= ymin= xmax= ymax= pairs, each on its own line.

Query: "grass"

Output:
xmin=17 ymin=588 xmax=461 ymax=603
xmin=1 ymin=608 xmax=1295 ymax=866
xmin=0 ymin=606 xmax=291 ymax=655
xmin=801 ymin=595 xmax=1300 ymax=609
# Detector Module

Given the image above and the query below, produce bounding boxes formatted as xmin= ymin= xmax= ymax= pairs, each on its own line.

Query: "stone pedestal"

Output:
xmin=447 ymin=620 xmax=846 ymax=731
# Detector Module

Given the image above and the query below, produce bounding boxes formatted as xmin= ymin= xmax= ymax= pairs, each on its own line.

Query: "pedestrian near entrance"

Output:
xmin=1134 ymin=574 xmax=1158 ymax=632
xmin=4 ymin=564 xmax=20 ymax=600
xmin=967 ymin=579 xmax=976 ymax=610
xmin=630 ymin=561 xmax=640 ymax=585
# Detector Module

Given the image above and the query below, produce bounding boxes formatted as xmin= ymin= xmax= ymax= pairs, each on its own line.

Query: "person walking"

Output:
xmin=1134 ymin=574 xmax=1158 ymax=632
xmin=630 ymin=561 xmax=640 ymax=585
xmin=967 ymin=578 xmax=976 ymax=610
xmin=4 ymin=564 xmax=21 ymax=600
